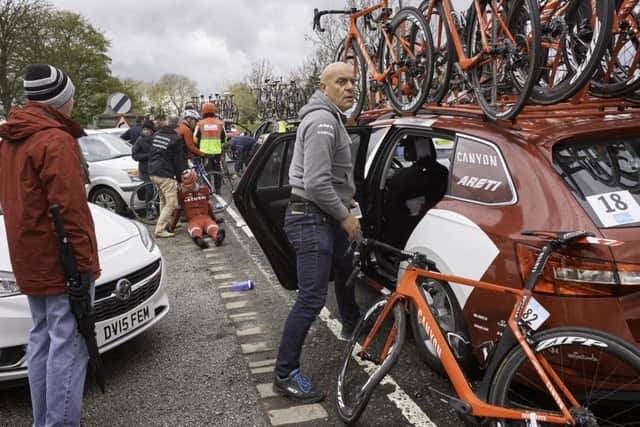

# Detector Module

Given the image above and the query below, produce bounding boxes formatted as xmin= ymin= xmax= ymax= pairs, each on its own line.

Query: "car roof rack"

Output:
xmin=355 ymin=97 xmax=640 ymax=129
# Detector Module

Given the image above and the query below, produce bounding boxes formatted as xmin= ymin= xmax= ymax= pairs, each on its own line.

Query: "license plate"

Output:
xmin=97 ymin=303 xmax=154 ymax=347
xmin=522 ymin=297 xmax=550 ymax=331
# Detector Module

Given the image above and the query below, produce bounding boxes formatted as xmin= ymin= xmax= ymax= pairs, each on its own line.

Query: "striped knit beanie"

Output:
xmin=23 ymin=64 xmax=75 ymax=109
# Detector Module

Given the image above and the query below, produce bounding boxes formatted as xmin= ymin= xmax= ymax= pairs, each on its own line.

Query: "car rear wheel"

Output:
xmin=90 ymin=187 xmax=126 ymax=215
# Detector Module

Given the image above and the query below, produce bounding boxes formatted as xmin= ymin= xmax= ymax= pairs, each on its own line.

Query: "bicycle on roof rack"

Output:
xmin=314 ymin=1 xmax=434 ymax=121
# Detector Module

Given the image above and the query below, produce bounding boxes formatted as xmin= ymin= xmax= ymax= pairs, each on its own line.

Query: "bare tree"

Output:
xmin=245 ymin=59 xmax=274 ymax=94
xmin=0 ymin=0 xmax=51 ymax=115
xmin=149 ymin=73 xmax=197 ymax=117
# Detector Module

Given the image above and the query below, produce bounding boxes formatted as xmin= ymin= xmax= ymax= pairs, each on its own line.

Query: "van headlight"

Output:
xmin=131 ymin=220 xmax=156 ymax=252
xmin=0 ymin=271 xmax=20 ymax=297
xmin=125 ymin=169 xmax=142 ymax=182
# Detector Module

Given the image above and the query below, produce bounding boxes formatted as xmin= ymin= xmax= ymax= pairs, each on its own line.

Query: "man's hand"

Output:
xmin=341 ymin=213 xmax=360 ymax=241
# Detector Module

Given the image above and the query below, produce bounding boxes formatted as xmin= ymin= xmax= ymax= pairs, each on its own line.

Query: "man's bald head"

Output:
xmin=319 ymin=62 xmax=356 ymax=112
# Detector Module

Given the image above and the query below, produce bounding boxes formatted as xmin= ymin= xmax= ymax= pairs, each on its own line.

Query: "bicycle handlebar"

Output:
xmin=313 ymin=8 xmax=355 ymax=32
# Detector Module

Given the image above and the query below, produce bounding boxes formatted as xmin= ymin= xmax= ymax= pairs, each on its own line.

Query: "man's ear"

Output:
xmin=319 ymin=82 xmax=326 ymax=93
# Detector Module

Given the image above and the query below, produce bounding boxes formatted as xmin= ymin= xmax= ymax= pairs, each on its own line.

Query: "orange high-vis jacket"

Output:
xmin=195 ymin=117 xmax=225 ymax=155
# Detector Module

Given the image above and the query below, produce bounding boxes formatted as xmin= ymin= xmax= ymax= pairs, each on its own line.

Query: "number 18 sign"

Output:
xmin=586 ymin=190 xmax=640 ymax=227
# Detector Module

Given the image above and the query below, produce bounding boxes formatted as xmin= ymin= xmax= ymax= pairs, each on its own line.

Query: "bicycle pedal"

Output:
xmin=428 ymin=387 xmax=471 ymax=415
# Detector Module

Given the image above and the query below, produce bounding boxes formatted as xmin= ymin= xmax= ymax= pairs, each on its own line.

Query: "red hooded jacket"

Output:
xmin=0 ymin=102 xmax=101 ymax=296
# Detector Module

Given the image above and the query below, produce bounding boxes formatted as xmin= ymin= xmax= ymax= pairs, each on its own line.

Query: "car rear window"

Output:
xmin=553 ymin=138 xmax=640 ymax=228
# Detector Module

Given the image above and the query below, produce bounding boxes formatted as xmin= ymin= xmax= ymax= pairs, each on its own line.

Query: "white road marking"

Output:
xmin=256 ymin=383 xmax=278 ymax=398
xmin=221 ymin=291 xmax=243 ymax=299
xmin=240 ymin=342 xmax=272 ymax=354
xmin=209 ymin=266 xmax=228 ymax=272
xmin=225 ymin=300 xmax=248 ymax=310
xmin=250 ymin=366 xmax=273 ymax=374
xmin=229 ymin=312 xmax=257 ymax=319
xmin=236 ymin=327 xmax=262 ymax=336
xmin=249 ymin=359 xmax=276 ymax=368
xmin=268 ymin=404 xmax=328 ymax=425
xmin=214 ymin=273 xmax=234 ymax=280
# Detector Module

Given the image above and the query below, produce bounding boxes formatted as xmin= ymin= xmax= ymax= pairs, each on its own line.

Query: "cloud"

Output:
xmin=50 ymin=0 xmax=347 ymax=95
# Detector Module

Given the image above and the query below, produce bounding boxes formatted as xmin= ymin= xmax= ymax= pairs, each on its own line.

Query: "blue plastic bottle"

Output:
xmin=231 ymin=280 xmax=255 ymax=291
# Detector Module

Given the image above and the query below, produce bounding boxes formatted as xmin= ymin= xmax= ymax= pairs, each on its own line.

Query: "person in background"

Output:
xmin=194 ymin=103 xmax=225 ymax=194
xmin=0 ymin=64 xmax=101 ymax=427
xmin=229 ymin=132 xmax=257 ymax=175
xmin=132 ymin=119 xmax=157 ymax=219
xmin=178 ymin=109 xmax=205 ymax=159
xmin=272 ymin=62 xmax=361 ymax=403
xmin=169 ymin=168 xmax=225 ymax=249
xmin=147 ymin=116 xmax=187 ymax=237
xmin=120 ymin=116 xmax=143 ymax=144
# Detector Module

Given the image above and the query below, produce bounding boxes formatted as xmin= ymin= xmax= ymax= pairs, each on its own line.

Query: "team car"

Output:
xmin=234 ymin=105 xmax=640 ymax=374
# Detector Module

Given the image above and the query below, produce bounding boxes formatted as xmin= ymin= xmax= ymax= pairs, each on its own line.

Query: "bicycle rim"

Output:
xmin=336 ymin=298 xmax=406 ymax=424
xmin=381 ymin=7 xmax=433 ymax=114
xmin=419 ymin=0 xmax=454 ymax=104
xmin=489 ymin=327 xmax=640 ymax=426
xmin=530 ymin=0 xmax=614 ymax=104
xmin=590 ymin=3 xmax=640 ymax=98
xmin=467 ymin=0 xmax=541 ymax=121
xmin=129 ymin=182 xmax=159 ymax=225
xmin=335 ymin=37 xmax=367 ymax=120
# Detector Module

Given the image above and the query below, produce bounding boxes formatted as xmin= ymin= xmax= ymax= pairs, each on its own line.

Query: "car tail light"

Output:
xmin=516 ymin=244 xmax=640 ymax=297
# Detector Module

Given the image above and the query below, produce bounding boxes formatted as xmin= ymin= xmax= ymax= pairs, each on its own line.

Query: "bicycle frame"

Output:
xmin=422 ymin=0 xmax=520 ymax=71
xmin=606 ymin=0 xmax=640 ymax=84
xmin=361 ymin=265 xmax=578 ymax=423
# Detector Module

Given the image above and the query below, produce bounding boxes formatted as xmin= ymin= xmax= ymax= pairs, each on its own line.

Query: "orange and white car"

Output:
xmin=234 ymin=106 xmax=640 ymax=375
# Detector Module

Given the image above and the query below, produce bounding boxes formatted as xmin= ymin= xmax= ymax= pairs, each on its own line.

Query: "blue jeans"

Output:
xmin=27 ymin=292 xmax=90 ymax=427
xmin=275 ymin=203 xmax=360 ymax=378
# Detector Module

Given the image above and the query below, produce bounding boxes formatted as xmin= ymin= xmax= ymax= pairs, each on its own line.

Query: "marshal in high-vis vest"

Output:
xmin=195 ymin=103 xmax=226 ymax=193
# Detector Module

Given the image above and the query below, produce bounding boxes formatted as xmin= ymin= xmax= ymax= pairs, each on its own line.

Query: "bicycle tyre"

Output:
xmin=590 ymin=2 xmax=640 ymax=98
xmin=409 ymin=277 xmax=474 ymax=377
xmin=419 ymin=0 xmax=454 ymax=105
xmin=129 ymin=181 xmax=160 ymax=225
xmin=528 ymin=0 xmax=614 ymax=104
xmin=380 ymin=7 xmax=434 ymax=114
xmin=336 ymin=297 xmax=406 ymax=424
xmin=488 ymin=327 xmax=640 ymax=426
xmin=335 ymin=37 xmax=367 ymax=120
xmin=466 ymin=0 xmax=542 ymax=121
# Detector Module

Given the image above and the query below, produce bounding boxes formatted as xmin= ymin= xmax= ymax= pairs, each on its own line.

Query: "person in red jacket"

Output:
xmin=0 ymin=64 xmax=100 ymax=427
xmin=169 ymin=168 xmax=225 ymax=249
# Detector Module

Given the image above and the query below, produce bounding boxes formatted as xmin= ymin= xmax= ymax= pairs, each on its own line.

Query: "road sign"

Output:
xmin=115 ymin=116 xmax=130 ymax=128
xmin=109 ymin=93 xmax=132 ymax=114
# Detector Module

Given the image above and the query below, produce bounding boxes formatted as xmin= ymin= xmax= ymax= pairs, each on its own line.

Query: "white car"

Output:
xmin=78 ymin=132 xmax=142 ymax=215
xmin=0 ymin=204 xmax=170 ymax=384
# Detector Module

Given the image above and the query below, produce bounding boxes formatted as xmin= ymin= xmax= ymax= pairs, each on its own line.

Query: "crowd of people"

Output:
xmin=123 ymin=103 xmax=258 ymax=247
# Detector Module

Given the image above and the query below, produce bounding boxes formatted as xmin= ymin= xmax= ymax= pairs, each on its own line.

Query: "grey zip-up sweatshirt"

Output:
xmin=289 ymin=90 xmax=355 ymax=221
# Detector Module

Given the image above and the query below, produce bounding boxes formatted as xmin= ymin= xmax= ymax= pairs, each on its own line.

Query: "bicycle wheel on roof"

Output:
xmin=335 ymin=37 xmax=368 ymax=120
xmin=529 ymin=0 xmax=614 ymax=105
xmin=466 ymin=0 xmax=542 ymax=121
xmin=419 ymin=0 xmax=454 ymax=105
xmin=379 ymin=7 xmax=434 ymax=114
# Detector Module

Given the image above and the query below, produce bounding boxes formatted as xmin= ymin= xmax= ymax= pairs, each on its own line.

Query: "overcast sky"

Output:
xmin=50 ymin=0 xmax=350 ymax=97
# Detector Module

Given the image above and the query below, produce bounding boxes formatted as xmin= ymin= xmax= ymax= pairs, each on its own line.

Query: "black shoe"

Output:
xmin=193 ymin=236 xmax=209 ymax=249
xmin=339 ymin=322 xmax=357 ymax=342
xmin=214 ymin=229 xmax=225 ymax=246
xmin=272 ymin=369 xmax=325 ymax=404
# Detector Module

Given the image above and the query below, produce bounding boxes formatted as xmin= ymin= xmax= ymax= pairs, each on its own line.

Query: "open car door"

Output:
xmin=233 ymin=127 xmax=372 ymax=290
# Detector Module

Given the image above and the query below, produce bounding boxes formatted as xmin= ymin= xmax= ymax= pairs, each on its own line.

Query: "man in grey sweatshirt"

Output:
xmin=272 ymin=62 xmax=362 ymax=403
